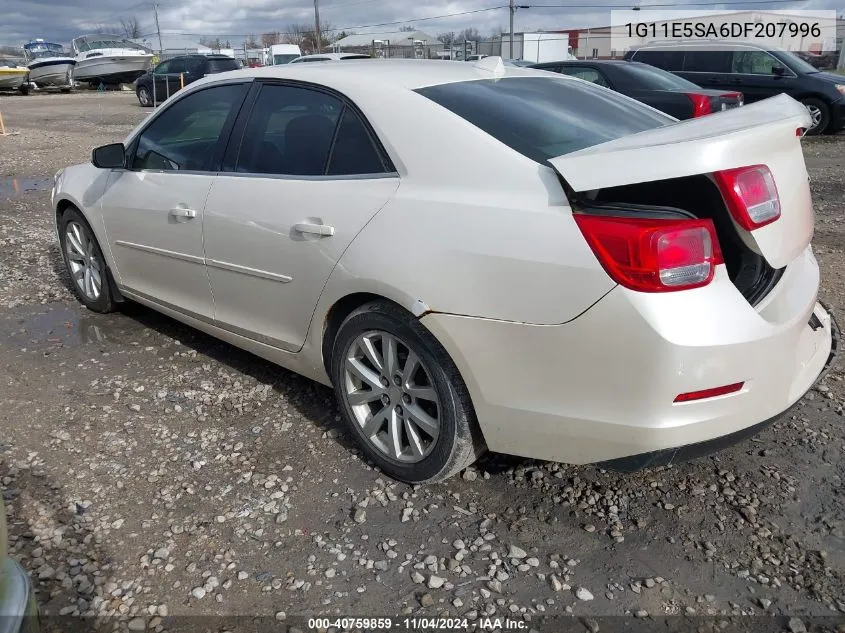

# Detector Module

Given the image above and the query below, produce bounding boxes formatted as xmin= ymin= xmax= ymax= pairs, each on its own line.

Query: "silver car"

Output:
xmin=0 ymin=501 xmax=38 ymax=633
xmin=51 ymin=59 xmax=834 ymax=483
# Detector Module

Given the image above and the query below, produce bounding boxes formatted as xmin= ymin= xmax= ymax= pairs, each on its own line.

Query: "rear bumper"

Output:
xmin=0 ymin=558 xmax=39 ymax=633
xmin=422 ymin=246 xmax=834 ymax=465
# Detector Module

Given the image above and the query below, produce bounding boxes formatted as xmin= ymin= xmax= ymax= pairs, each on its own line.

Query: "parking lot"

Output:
xmin=0 ymin=91 xmax=844 ymax=630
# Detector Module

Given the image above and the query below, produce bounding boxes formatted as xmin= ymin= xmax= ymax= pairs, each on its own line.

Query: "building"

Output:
xmin=562 ymin=11 xmax=839 ymax=60
xmin=332 ymin=30 xmax=438 ymax=58
xmin=500 ymin=31 xmax=575 ymax=62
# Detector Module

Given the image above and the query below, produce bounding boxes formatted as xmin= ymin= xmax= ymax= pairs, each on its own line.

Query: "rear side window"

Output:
xmin=560 ymin=67 xmax=610 ymax=87
xmin=327 ymin=108 xmax=387 ymax=175
xmin=416 ymin=77 xmax=672 ymax=164
xmin=236 ymin=84 xmax=342 ymax=176
xmin=632 ymin=49 xmax=684 ymax=71
xmin=683 ymin=51 xmax=732 ymax=73
xmin=207 ymin=57 xmax=240 ymax=73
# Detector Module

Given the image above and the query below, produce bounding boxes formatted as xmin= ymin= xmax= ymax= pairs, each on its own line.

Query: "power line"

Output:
xmin=138 ymin=5 xmax=509 ymax=37
xmin=528 ymin=0 xmax=810 ymax=6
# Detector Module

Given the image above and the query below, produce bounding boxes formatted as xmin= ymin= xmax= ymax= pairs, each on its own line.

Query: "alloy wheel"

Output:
xmin=342 ymin=331 xmax=441 ymax=463
xmin=138 ymin=87 xmax=151 ymax=106
xmin=806 ymin=104 xmax=822 ymax=130
xmin=64 ymin=221 xmax=102 ymax=301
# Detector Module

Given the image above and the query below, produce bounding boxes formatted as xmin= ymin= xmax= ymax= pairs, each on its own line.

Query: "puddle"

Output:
xmin=1 ymin=305 xmax=118 ymax=349
xmin=0 ymin=177 xmax=52 ymax=199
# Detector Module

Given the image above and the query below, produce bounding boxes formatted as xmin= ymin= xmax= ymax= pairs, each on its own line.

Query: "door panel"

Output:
xmin=203 ymin=176 xmax=398 ymax=349
xmin=101 ymin=171 xmax=215 ymax=317
xmin=100 ymin=82 xmax=250 ymax=318
xmin=203 ymin=82 xmax=398 ymax=351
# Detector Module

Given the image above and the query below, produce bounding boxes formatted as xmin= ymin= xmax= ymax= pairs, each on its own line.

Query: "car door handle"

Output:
xmin=169 ymin=207 xmax=197 ymax=221
xmin=293 ymin=222 xmax=334 ymax=236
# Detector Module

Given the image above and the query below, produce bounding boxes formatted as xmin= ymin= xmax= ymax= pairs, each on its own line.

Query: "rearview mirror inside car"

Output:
xmin=92 ymin=143 xmax=126 ymax=169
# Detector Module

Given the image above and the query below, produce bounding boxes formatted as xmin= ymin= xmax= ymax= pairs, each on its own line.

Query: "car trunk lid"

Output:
xmin=549 ymin=94 xmax=813 ymax=270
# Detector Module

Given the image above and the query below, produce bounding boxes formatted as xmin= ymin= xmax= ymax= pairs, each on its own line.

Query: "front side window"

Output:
xmin=132 ymin=83 xmax=248 ymax=171
xmin=416 ymin=76 xmax=672 ymax=164
xmin=732 ymin=50 xmax=783 ymax=75
xmin=154 ymin=60 xmax=171 ymax=74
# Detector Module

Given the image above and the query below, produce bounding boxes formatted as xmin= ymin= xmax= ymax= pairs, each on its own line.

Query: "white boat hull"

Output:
xmin=74 ymin=55 xmax=152 ymax=84
xmin=28 ymin=58 xmax=75 ymax=87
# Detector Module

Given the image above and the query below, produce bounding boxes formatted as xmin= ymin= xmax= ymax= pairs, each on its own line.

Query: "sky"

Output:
xmin=1 ymin=0 xmax=842 ymax=48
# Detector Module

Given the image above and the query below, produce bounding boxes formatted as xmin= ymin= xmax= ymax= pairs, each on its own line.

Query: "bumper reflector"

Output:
xmin=674 ymin=382 xmax=744 ymax=403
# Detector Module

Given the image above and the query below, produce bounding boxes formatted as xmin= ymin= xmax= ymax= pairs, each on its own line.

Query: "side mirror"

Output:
xmin=92 ymin=143 xmax=126 ymax=169
xmin=772 ymin=65 xmax=786 ymax=76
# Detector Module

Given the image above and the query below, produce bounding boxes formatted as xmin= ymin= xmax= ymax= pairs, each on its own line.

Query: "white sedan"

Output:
xmin=52 ymin=57 xmax=835 ymax=483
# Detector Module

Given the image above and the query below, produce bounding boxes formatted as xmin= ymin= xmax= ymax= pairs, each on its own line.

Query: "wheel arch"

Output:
xmin=55 ymin=197 xmax=125 ymax=303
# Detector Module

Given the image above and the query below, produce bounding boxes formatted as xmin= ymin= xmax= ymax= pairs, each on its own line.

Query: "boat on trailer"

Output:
xmin=24 ymin=39 xmax=76 ymax=90
xmin=71 ymin=34 xmax=153 ymax=86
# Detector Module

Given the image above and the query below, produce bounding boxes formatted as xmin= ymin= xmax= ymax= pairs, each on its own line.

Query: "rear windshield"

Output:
xmin=207 ymin=58 xmax=240 ymax=73
xmin=415 ymin=76 xmax=672 ymax=163
xmin=616 ymin=62 xmax=701 ymax=90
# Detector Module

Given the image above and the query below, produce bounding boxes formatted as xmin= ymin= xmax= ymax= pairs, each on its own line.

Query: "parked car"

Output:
xmin=289 ymin=53 xmax=372 ymax=63
xmin=1 ymin=499 xmax=39 ymax=633
xmin=135 ymin=54 xmax=241 ymax=107
xmin=51 ymin=59 xmax=834 ymax=483
xmin=624 ymin=41 xmax=845 ymax=135
xmin=530 ymin=59 xmax=743 ymax=119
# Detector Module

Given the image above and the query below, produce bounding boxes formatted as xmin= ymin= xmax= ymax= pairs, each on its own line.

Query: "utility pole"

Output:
xmin=509 ymin=0 xmax=514 ymax=60
xmin=313 ymin=0 xmax=322 ymax=54
xmin=153 ymin=3 xmax=163 ymax=54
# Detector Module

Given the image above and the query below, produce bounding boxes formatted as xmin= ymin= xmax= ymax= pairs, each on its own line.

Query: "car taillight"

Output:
xmin=674 ymin=382 xmax=744 ymax=403
xmin=574 ymin=215 xmax=723 ymax=292
xmin=712 ymin=165 xmax=781 ymax=231
xmin=686 ymin=93 xmax=712 ymax=117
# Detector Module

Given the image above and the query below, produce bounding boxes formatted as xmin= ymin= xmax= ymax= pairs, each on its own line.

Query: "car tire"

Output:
xmin=801 ymin=97 xmax=830 ymax=136
xmin=137 ymin=85 xmax=153 ymax=107
xmin=19 ymin=84 xmax=29 ymax=96
xmin=58 ymin=206 xmax=116 ymax=313
xmin=330 ymin=300 xmax=485 ymax=483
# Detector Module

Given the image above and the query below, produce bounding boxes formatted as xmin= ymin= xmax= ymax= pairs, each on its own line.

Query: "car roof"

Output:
xmin=207 ymin=57 xmax=565 ymax=90
xmin=535 ymin=59 xmax=630 ymax=66
xmin=630 ymin=40 xmax=772 ymax=52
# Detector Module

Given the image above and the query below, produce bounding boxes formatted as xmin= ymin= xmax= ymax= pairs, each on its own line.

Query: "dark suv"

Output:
xmin=135 ymin=54 xmax=241 ymax=107
xmin=624 ymin=41 xmax=845 ymax=135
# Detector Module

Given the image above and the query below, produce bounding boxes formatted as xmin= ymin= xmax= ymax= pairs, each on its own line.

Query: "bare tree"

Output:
xmin=283 ymin=24 xmax=309 ymax=48
xmin=243 ymin=35 xmax=259 ymax=49
xmin=120 ymin=16 xmax=142 ymax=39
xmin=200 ymin=37 xmax=227 ymax=50
xmin=399 ymin=25 xmax=415 ymax=32
xmin=437 ymin=31 xmax=457 ymax=46
xmin=261 ymin=31 xmax=282 ymax=47
xmin=457 ymin=27 xmax=480 ymax=42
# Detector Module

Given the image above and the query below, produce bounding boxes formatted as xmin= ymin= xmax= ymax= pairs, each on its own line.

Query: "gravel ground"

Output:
xmin=0 ymin=91 xmax=843 ymax=632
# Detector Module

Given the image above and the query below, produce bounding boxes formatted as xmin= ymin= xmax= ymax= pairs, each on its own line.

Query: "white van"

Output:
xmin=270 ymin=44 xmax=302 ymax=65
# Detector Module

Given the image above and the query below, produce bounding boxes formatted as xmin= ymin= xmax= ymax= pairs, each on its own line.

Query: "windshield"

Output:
xmin=25 ymin=42 xmax=65 ymax=58
xmin=773 ymin=50 xmax=820 ymax=74
xmin=618 ymin=62 xmax=701 ymax=90
xmin=416 ymin=76 xmax=673 ymax=163
xmin=273 ymin=54 xmax=299 ymax=64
